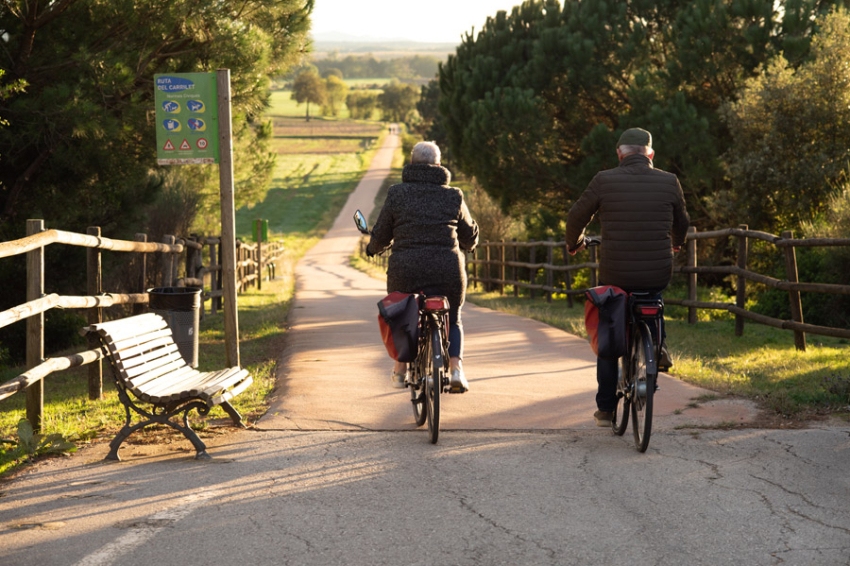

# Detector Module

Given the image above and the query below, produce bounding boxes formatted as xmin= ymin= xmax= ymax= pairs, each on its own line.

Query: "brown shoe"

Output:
xmin=593 ymin=410 xmax=614 ymax=427
xmin=659 ymin=343 xmax=673 ymax=372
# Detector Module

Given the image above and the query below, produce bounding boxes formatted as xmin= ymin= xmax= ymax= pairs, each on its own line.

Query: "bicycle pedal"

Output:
xmin=448 ymin=385 xmax=468 ymax=394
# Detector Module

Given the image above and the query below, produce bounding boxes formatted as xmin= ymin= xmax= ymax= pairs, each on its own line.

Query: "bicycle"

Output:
xmin=407 ymin=294 xmax=451 ymax=444
xmin=585 ymin=237 xmax=663 ymax=452
xmin=355 ymin=210 xmax=453 ymax=444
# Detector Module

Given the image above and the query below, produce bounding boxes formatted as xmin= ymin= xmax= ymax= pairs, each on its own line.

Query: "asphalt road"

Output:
xmin=1 ymin=132 xmax=848 ymax=566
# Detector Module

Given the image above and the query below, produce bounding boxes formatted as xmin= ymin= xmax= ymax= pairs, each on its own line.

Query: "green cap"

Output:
xmin=617 ymin=127 xmax=652 ymax=148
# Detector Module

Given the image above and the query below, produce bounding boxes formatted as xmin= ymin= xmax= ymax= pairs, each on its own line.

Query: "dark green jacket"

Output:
xmin=566 ymin=153 xmax=690 ymax=291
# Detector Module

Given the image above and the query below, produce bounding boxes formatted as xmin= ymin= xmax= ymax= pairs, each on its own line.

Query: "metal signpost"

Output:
xmin=154 ymin=71 xmax=240 ymax=366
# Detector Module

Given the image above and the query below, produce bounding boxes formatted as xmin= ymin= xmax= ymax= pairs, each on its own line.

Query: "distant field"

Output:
xmin=311 ymin=49 xmax=453 ymax=61
xmin=271 ymin=114 xmax=383 ymax=154
xmin=268 ymin=90 xmax=306 ymax=118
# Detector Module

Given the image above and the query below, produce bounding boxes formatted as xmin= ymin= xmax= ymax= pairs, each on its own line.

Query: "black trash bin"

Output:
xmin=148 ymin=287 xmax=202 ymax=368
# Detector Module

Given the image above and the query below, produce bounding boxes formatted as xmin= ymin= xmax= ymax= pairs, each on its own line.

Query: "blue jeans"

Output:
xmin=596 ymin=291 xmax=665 ymax=412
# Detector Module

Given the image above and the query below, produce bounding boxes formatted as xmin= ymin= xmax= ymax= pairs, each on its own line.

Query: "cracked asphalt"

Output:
xmin=1 ymin=133 xmax=849 ymax=566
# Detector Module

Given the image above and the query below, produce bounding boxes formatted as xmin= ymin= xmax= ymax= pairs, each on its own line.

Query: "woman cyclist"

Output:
xmin=366 ymin=141 xmax=479 ymax=392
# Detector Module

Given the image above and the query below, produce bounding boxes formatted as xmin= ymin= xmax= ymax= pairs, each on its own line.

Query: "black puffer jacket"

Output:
xmin=367 ymin=163 xmax=479 ymax=312
xmin=566 ymin=153 xmax=690 ymax=291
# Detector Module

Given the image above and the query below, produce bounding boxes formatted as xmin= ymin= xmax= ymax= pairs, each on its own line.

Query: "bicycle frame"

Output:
xmin=617 ymin=292 xmax=664 ymax=452
xmin=629 ymin=293 xmax=664 ymax=375
xmin=407 ymin=295 xmax=450 ymax=444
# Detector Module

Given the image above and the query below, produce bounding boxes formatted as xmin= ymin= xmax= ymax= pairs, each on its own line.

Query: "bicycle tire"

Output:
xmin=425 ymin=323 xmax=441 ymax=444
xmin=630 ymin=322 xmax=655 ymax=452
xmin=612 ymin=356 xmax=630 ymax=436
xmin=411 ymin=358 xmax=426 ymax=426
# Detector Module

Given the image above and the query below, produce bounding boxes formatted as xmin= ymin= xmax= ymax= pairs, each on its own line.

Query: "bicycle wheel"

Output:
xmin=425 ymin=323 xmax=442 ymax=444
xmin=612 ymin=356 xmax=630 ymax=436
xmin=630 ymin=323 xmax=655 ymax=452
xmin=410 ymin=360 xmax=426 ymax=427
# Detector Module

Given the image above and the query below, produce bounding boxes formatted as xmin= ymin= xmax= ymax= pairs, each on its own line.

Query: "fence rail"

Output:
xmin=0 ymin=220 xmax=285 ymax=430
xmin=461 ymin=226 xmax=850 ymax=348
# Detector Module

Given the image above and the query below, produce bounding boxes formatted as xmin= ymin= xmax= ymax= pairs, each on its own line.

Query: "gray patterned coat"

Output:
xmin=366 ymin=163 xmax=479 ymax=313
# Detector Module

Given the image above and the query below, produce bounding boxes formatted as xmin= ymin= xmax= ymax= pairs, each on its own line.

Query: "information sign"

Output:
xmin=155 ymin=73 xmax=219 ymax=164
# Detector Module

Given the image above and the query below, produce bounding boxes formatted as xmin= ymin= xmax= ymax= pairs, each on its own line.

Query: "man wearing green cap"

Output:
xmin=566 ymin=127 xmax=690 ymax=427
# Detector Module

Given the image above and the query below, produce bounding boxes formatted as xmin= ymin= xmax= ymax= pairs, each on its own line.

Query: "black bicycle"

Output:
xmin=408 ymin=294 xmax=451 ymax=443
xmin=355 ymin=210 xmax=452 ymax=444
xmin=585 ymin=237 xmax=663 ymax=452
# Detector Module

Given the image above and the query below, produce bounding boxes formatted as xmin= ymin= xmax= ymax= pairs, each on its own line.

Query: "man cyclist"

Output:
xmin=566 ymin=127 xmax=690 ymax=427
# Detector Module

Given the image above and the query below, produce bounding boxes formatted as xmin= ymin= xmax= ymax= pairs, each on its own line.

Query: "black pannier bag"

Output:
xmin=377 ymin=292 xmax=420 ymax=362
xmin=584 ymin=285 xmax=628 ymax=358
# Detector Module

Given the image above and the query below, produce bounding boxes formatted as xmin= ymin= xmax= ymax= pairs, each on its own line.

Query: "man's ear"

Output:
xmin=648 ymin=149 xmax=655 ymax=160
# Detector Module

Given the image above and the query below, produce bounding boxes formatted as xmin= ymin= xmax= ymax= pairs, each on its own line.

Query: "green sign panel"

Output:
xmin=155 ymin=73 xmax=219 ymax=165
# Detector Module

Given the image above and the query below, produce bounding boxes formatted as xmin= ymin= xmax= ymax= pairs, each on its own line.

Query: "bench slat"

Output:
xmin=105 ymin=333 xmax=178 ymax=367
xmin=133 ymin=365 xmax=200 ymax=397
xmin=200 ymin=368 xmax=251 ymax=397
xmin=121 ymin=350 xmax=187 ymax=382
xmin=128 ymin=357 xmax=195 ymax=391
xmin=89 ymin=313 xmax=169 ymax=341
xmin=210 ymin=374 xmax=254 ymax=406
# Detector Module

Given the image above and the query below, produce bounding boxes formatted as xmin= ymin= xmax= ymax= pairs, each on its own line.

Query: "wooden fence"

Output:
xmin=0 ymin=220 xmax=284 ymax=430
xmin=464 ymin=226 xmax=850 ymax=349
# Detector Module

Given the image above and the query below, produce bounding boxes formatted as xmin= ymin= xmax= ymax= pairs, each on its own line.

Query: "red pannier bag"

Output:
xmin=377 ymin=292 xmax=420 ymax=362
xmin=584 ymin=285 xmax=628 ymax=358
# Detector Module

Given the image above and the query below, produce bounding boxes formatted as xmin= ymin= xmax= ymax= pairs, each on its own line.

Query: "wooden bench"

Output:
xmin=85 ymin=312 xmax=253 ymax=460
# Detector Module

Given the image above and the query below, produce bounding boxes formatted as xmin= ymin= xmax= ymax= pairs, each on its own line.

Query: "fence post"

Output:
xmin=546 ymin=238 xmax=554 ymax=303
xmin=134 ymin=233 xmax=148 ymax=315
xmin=735 ymin=225 xmax=748 ymax=337
xmin=499 ymin=240 xmax=505 ymax=295
xmin=529 ymin=244 xmax=536 ymax=299
xmin=86 ymin=226 xmax=103 ymax=400
xmin=161 ymin=235 xmax=175 ymax=286
xmin=485 ymin=243 xmax=492 ymax=292
xmin=512 ymin=239 xmax=519 ymax=298
xmin=211 ymin=239 xmax=220 ymax=314
xmin=687 ymin=226 xmax=697 ymax=324
xmin=563 ymin=237 xmax=573 ymax=308
xmin=782 ymin=230 xmax=807 ymax=351
xmin=26 ymin=219 xmax=45 ymax=432
xmin=257 ymin=238 xmax=264 ymax=291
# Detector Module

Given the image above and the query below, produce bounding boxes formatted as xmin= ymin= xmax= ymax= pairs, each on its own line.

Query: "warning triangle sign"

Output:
xmin=179 ymin=139 xmax=192 ymax=150
xmin=163 ymin=140 xmax=175 ymax=151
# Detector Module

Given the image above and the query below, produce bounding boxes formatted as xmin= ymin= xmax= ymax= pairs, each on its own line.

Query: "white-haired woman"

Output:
xmin=367 ymin=141 xmax=479 ymax=392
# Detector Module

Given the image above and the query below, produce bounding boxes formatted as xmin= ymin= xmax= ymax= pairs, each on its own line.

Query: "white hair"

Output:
xmin=410 ymin=141 xmax=441 ymax=164
xmin=618 ymin=144 xmax=652 ymax=157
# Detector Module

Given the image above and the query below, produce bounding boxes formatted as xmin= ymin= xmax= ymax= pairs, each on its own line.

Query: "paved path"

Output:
xmin=1 ymin=132 xmax=849 ymax=566
xmin=262 ymin=130 xmax=759 ymax=433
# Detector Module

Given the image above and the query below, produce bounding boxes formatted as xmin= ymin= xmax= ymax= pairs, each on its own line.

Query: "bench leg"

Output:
xmin=106 ymin=386 xmax=211 ymax=460
xmin=220 ymin=400 xmax=247 ymax=428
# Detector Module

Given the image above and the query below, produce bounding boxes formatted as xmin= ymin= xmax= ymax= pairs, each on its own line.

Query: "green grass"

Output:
xmin=466 ymin=289 xmax=850 ymax=418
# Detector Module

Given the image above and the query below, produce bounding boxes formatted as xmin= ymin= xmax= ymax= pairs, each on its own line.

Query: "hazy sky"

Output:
xmin=310 ymin=0 xmax=522 ymax=44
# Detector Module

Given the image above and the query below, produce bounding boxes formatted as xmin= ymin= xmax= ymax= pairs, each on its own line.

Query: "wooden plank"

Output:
xmin=200 ymin=368 xmax=250 ymax=397
xmin=128 ymin=359 xmax=194 ymax=390
xmin=130 ymin=363 xmax=198 ymax=392
xmin=119 ymin=349 xmax=184 ymax=380
xmin=210 ymin=374 xmax=253 ymax=406
xmin=111 ymin=341 xmax=180 ymax=373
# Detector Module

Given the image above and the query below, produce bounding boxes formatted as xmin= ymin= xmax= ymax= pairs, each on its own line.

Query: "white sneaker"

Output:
xmin=390 ymin=370 xmax=407 ymax=389
xmin=449 ymin=368 xmax=469 ymax=393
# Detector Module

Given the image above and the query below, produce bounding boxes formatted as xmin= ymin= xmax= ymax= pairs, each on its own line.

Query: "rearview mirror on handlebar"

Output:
xmin=354 ymin=209 xmax=370 ymax=234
